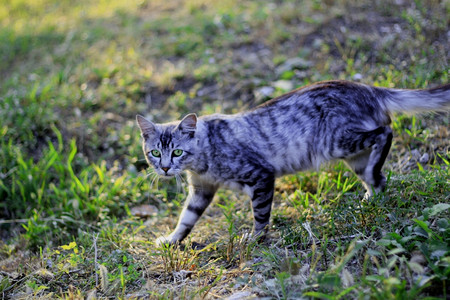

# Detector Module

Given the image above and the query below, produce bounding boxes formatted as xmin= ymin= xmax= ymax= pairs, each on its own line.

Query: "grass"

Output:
xmin=0 ymin=0 xmax=449 ymax=298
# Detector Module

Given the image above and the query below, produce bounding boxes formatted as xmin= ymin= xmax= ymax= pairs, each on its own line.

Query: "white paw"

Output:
xmin=242 ymin=229 xmax=267 ymax=243
xmin=155 ymin=236 xmax=173 ymax=247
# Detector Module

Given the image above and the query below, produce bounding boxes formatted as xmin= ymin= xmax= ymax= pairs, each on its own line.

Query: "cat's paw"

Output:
xmin=363 ymin=186 xmax=384 ymax=200
xmin=155 ymin=236 xmax=174 ymax=247
xmin=363 ymin=191 xmax=372 ymax=200
xmin=244 ymin=230 xmax=267 ymax=243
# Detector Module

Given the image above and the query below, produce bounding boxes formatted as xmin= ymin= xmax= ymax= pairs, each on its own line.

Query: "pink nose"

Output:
xmin=161 ymin=167 xmax=170 ymax=173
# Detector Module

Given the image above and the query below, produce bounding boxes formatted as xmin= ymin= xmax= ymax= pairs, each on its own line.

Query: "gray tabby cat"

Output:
xmin=136 ymin=80 xmax=450 ymax=245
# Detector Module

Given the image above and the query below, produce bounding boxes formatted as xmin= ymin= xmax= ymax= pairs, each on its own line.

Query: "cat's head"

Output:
xmin=136 ymin=114 xmax=198 ymax=177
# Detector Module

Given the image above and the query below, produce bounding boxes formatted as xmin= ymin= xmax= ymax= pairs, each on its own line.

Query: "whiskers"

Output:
xmin=175 ymin=173 xmax=187 ymax=196
xmin=139 ymin=168 xmax=188 ymax=196
xmin=148 ymin=171 xmax=161 ymax=190
xmin=138 ymin=169 xmax=160 ymax=190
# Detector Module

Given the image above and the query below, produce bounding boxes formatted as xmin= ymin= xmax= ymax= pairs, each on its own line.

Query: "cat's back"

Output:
xmin=247 ymin=80 xmax=392 ymax=133
xmin=256 ymin=80 xmax=389 ymax=112
xmin=200 ymin=80 xmax=386 ymax=128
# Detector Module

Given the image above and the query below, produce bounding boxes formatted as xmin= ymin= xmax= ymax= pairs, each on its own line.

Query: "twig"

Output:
xmin=0 ymin=217 xmax=99 ymax=230
xmin=0 ymin=219 xmax=29 ymax=224
xmin=93 ymin=233 xmax=100 ymax=288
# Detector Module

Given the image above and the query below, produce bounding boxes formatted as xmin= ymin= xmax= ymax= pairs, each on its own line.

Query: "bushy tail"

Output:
xmin=383 ymin=84 xmax=450 ymax=114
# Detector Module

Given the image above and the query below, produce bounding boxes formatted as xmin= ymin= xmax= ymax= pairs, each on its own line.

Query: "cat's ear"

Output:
xmin=176 ymin=113 xmax=197 ymax=135
xmin=136 ymin=115 xmax=156 ymax=139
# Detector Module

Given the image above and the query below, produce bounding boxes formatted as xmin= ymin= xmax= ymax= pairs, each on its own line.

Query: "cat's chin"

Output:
xmin=155 ymin=170 xmax=182 ymax=179
xmin=158 ymin=174 xmax=175 ymax=179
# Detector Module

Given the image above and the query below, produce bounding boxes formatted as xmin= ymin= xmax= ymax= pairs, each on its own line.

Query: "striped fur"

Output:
xmin=137 ymin=80 xmax=450 ymax=245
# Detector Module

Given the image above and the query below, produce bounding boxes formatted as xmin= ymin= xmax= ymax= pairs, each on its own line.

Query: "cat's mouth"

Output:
xmin=155 ymin=169 xmax=178 ymax=179
xmin=159 ymin=174 xmax=175 ymax=179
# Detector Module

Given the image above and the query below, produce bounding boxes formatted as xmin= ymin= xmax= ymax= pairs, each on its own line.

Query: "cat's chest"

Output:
xmin=190 ymin=153 xmax=263 ymax=184
xmin=192 ymin=170 xmax=254 ymax=197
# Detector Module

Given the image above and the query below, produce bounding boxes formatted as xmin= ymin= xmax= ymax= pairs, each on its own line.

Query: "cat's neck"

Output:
xmin=187 ymin=119 xmax=212 ymax=174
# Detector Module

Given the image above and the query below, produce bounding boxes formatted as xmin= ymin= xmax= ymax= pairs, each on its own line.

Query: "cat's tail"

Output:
xmin=383 ymin=84 xmax=450 ymax=114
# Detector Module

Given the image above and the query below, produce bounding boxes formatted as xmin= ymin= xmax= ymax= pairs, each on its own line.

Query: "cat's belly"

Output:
xmin=268 ymin=140 xmax=322 ymax=176
xmin=222 ymin=180 xmax=254 ymax=197
xmin=272 ymin=155 xmax=317 ymax=176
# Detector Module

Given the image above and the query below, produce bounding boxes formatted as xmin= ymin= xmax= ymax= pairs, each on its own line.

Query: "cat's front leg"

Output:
xmin=246 ymin=174 xmax=275 ymax=239
xmin=156 ymin=176 xmax=218 ymax=246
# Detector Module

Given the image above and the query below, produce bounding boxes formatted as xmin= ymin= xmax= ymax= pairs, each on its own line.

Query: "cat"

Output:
xmin=136 ymin=80 xmax=450 ymax=245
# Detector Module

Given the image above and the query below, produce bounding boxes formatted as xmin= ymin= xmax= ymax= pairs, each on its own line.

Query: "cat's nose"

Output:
xmin=161 ymin=167 xmax=170 ymax=173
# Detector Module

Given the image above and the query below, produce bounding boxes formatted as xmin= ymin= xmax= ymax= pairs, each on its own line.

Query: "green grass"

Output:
xmin=0 ymin=0 xmax=449 ymax=298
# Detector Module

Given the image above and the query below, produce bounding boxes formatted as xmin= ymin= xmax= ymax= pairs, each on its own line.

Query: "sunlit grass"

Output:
xmin=0 ymin=0 xmax=143 ymax=28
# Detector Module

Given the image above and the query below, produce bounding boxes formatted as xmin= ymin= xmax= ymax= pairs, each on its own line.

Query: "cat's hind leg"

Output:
xmin=244 ymin=173 xmax=275 ymax=239
xmin=342 ymin=126 xmax=393 ymax=198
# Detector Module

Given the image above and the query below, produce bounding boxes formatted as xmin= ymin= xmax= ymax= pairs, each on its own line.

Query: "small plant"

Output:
xmin=155 ymin=240 xmax=205 ymax=275
xmin=217 ymin=197 xmax=239 ymax=263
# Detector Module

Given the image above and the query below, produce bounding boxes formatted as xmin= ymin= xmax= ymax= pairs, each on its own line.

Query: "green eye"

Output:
xmin=150 ymin=149 xmax=161 ymax=157
xmin=172 ymin=149 xmax=183 ymax=157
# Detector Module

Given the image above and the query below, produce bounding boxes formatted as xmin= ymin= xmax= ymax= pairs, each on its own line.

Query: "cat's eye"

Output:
xmin=150 ymin=149 xmax=161 ymax=157
xmin=172 ymin=149 xmax=183 ymax=157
